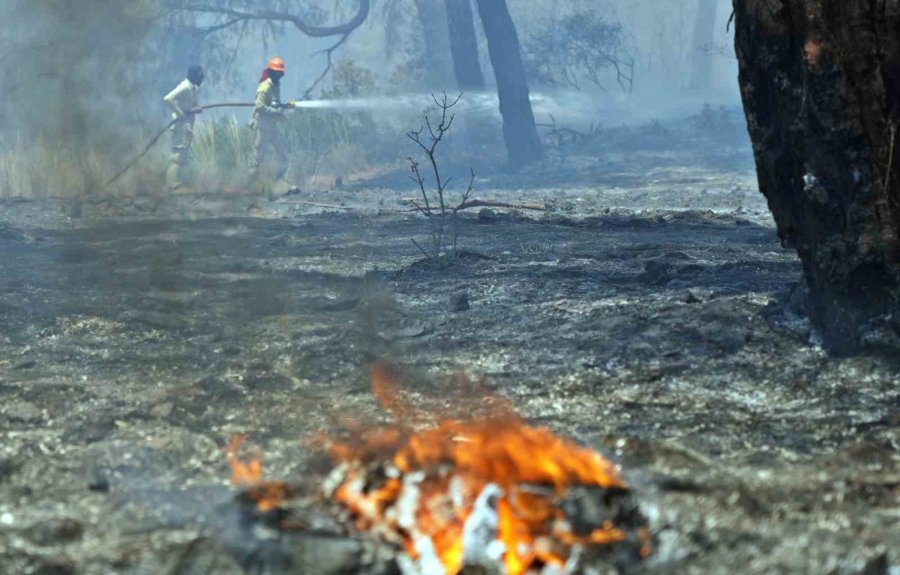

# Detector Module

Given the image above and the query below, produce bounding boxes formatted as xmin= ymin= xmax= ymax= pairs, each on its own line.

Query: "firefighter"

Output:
xmin=163 ymin=64 xmax=205 ymax=190
xmin=250 ymin=57 xmax=293 ymax=184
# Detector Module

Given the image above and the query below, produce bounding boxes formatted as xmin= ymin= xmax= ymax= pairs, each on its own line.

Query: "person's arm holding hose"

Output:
xmin=164 ymin=68 xmax=204 ymax=120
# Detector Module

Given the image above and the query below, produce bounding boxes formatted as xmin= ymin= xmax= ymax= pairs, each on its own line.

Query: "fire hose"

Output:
xmin=106 ymin=101 xmax=298 ymax=187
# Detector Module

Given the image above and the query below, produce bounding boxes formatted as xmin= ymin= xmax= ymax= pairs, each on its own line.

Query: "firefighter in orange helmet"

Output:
xmin=249 ymin=57 xmax=293 ymax=184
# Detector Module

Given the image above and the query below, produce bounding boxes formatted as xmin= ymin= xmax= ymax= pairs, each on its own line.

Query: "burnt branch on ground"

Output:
xmin=537 ymin=114 xmax=603 ymax=153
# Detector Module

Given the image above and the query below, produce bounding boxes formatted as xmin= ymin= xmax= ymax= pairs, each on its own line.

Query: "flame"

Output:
xmin=226 ymin=434 xmax=291 ymax=513
xmin=226 ymin=435 xmax=262 ymax=485
xmin=324 ymin=363 xmax=633 ymax=575
xmin=223 ymin=365 xmax=646 ymax=572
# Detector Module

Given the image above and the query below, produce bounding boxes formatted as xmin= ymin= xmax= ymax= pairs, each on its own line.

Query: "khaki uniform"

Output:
xmin=163 ymin=79 xmax=199 ymax=189
xmin=249 ymin=78 xmax=288 ymax=180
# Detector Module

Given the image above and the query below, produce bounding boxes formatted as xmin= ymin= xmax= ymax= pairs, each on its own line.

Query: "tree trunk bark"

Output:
xmin=475 ymin=0 xmax=543 ymax=168
xmin=445 ymin=0 xmax=485 ymax=91
xmin=690 ymin=0 xmax=719 ymax=89
xmin=733 ymin=0 xmax=900 ymax=354
xmin=414 ymin=0 xmax=456 ymax=90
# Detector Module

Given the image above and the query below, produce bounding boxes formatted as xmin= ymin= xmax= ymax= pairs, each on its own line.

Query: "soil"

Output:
xmin=0 ymin=112 xmax=897 ymax=574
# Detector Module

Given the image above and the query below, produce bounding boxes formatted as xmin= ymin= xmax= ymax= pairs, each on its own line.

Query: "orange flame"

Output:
xmin=324 ymin=363 xmax=633 ymax=575
xmin=226 ymin=435 xmax=262 ymax=485
xmin=226 ymin=434 xmax=291 ymax=513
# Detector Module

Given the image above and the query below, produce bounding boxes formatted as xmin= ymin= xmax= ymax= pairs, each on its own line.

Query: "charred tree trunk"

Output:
xmin=734 ymin=0 xmax=900 ymax=354
xmin=475 ymin=0 xmax=543 ymax=168
xmin=414 ymin=0 xmax=456 ymax=90
xmin=690 ymin=0 xmax=719 ymax=89
xmin=446 ymin=0 xmax=485 ymax=91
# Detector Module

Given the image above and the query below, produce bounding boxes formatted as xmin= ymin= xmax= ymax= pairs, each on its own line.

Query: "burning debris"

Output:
xmin=227 ymin=364 xmax=649 ymax=575
xmin=226 ymin=434 xmax=296 ymax=515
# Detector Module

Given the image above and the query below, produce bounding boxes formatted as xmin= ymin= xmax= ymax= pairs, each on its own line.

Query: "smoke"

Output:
xmin=4 ymin=1 xmax=160 ymax=143
xmin=0 ymin=0 xmax=161 ymax=197
xmin=293 ymin=90 xmax=737 ymax=128
xmin=290 ymin=93 xmax=552 ymax=115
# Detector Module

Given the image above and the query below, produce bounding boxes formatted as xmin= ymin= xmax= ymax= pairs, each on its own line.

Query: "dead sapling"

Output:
xmin=407 ymin=93 xmax=476 ymax=267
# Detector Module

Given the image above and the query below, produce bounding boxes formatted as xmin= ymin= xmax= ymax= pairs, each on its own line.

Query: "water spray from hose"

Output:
xmin=289 ymin=93 xmax=510 ymax=112
xmin=105 ymin=92 xmax=587 ymax=187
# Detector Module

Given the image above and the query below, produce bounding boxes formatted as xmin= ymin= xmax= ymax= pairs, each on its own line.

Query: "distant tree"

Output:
xmin=523 ymin=8 xmax=633 ymax=92
xmin=689 ymin=0 xmax=719 ymax=89
xmin=445 ymin=0 xmax=485 ymax=91
xmin=640 ymin=0 xmax=691 ymax=85
xmin=404 ymin=0 xmax=485 ymax=93
xmin=475 ymin=0 xmax=542 ymax=168
xmin=413 ymin=0 xmax=456 ymax=89
xmin=326 ymin=59 xmax=377 ymax=98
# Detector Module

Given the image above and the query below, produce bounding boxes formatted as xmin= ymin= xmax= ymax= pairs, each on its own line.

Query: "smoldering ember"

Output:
xmin=0 ymin=1 xmax=898 ymax=574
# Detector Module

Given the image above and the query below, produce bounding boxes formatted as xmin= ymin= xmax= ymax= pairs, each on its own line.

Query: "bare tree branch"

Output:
xmin=196 ymin=17 xmax=245 ymax=37
xmin=163 ymin=0 xmax=371 ymax=38
xmin=301 ymin=32 xmax=351 ymax=100
xmin=408 ymin=157 xmax=432 ymax=215
xmin=166 ymin=1 xmax=371 ymax=99
xmin=406 ymin=93 xmax=474 ymax=265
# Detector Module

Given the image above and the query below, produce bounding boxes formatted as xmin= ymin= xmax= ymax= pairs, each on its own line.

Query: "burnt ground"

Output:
xmin=0 ymin=114 xmax=898 ymax=574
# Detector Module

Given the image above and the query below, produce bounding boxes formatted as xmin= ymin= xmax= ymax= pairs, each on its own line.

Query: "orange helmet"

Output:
xmin=267 ymin=57 xmax=286 ymax=72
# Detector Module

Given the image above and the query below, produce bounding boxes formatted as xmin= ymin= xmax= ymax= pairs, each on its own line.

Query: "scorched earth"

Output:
xmin=0 ymin=113 xmax=897 ymax=574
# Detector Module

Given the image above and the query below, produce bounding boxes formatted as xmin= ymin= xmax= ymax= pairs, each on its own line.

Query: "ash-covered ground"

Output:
xmin=0 ymin=112 xmax=897 ymax=574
